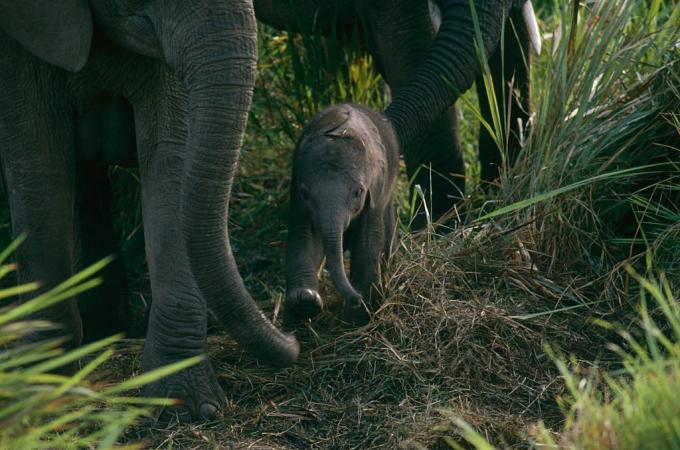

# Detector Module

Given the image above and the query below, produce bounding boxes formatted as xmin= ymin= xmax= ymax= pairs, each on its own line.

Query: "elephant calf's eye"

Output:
xmin=353 ymin=187 xmax=364 ymax=200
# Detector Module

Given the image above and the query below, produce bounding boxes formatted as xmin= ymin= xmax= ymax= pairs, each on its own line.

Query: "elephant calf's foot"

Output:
xmin=142 ymin=357 xmax=225 ymax=423
xmin=283 ymin=288 xmax=323 ymax=329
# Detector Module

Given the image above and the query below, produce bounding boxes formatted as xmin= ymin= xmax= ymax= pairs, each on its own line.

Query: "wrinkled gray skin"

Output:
xmin=0 ymin=0 xmax=299 ymax=421
xmin=285 ymin=104 xmax=399 ymax=326
xmin=256 ymin=0 xmax=533 ymax=228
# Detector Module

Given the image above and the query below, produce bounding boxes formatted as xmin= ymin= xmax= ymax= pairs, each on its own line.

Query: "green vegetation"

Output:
xmin=0 ymin=0 xmax=678 ymax=448
xmin=538 ymin=264 xmax=680 ymax=449
xmin=0 ymin=237 xmax=200 ymax=449
xmin=442 ymin=0 xmax=680 ymax=447
xmin=451 ymin=262 xmax=680 ymax=449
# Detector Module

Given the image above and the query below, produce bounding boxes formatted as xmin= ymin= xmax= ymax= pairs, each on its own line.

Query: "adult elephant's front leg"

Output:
xmin=360 ymin=0 xmax=465 ymax=228
xmin=0 ymin=43 xmax=82 ymax=354
xmin=133 ymin=88 xmax=224 ymax=422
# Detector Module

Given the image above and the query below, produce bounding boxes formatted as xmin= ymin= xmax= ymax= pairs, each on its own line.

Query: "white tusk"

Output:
xmin=523 ymin=1 xmax=542 ymax=55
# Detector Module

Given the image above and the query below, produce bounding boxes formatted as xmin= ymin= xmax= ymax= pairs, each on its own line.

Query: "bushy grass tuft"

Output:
xmin=0 ymin=238 xmax=198 ymax=449
xmin=542 ymin=263 xmax=680 ymax=449
xmin=451 ymin=260 xmax=680 ymax=450
xmin=489 ymin=0 xmax=680 ymax=282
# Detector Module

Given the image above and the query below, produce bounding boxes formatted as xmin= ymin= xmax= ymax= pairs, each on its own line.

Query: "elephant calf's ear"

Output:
xmin=0 ymin=0 xmax=92 ymax=72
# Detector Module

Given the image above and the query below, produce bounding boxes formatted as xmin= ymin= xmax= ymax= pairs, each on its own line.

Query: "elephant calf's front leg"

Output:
xmin=346 ymin=208 xmax=388 ymax=324
xmin=284 ymin=215 xmax=324 ymax=328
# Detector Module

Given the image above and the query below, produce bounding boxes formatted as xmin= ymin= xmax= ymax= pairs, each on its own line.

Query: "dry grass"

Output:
xmin=108 ymin=218 xmax=624 ymax=449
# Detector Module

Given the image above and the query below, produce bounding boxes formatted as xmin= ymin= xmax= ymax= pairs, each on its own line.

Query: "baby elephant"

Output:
xmin=285 ymin=103 xmax=400 ymax=326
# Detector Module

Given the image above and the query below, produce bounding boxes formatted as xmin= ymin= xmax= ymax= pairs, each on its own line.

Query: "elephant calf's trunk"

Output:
xmin=322 ymin=230 xmax=363 ymax=307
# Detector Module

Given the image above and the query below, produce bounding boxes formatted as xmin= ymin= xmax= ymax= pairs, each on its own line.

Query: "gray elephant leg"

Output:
xmin=284 ymin=215 xmax=324 ymax=328
xmin=345 ymin=208 xmax=386 ymax=324
xmin=477 ymin=7 xmax=532 ymax=185
xmin=403 ymin=111 xmax=464 ymax=228
xmin=0 ymin=42 xmax=81 ymax=353
xmin=132 ymin=79 xmax=224 ymax=422
xmin=359 ymin=0 xmax=465 ymax=228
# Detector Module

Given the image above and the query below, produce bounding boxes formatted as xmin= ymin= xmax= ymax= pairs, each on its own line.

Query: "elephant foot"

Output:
xmin=142 ymin=357 xmax=225 ymax=423
xmin=341 ymin=295 xmax=370 ymax=326
xmin=283 ymin=288 xmax=323 ymax=329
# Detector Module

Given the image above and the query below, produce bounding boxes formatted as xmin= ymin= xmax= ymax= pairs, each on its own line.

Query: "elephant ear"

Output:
xmin=0 ymin=0 xmax=92 ymax=72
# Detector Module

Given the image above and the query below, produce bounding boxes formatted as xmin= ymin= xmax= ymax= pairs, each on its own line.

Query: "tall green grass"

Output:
xmin=254 ymin=24 xmax=388 ymax=145
xmin=469 ymin=0 xmax=680 ymax=281
xmin=440 ymin=0 xmax=680 ymax=447
xmin=0 ymin=237 xmax=198 ymax=448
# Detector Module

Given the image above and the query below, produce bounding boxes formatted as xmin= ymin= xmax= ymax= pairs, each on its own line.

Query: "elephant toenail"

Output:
xmin=199 ymin=403 xmax=220 ymax=420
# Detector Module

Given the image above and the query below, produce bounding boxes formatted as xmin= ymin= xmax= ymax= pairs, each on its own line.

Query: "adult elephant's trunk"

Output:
xmin=385 ymin=0 xmax=514 ymax=146
xmin=165 ymin=1 xmax=298 ymax=367
xmin=319 ymin=212 xmax=363 ymax=305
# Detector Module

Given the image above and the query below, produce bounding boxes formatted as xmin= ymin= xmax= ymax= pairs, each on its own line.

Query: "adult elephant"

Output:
xmin=0 ymin=0 xmax=298 ymax=421
xmin=256 ymin=0 xmax=539 ymax=227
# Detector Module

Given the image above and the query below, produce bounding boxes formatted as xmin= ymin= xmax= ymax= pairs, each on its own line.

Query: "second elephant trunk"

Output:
xmin=385 ymin=0 xmax=512 ymax=146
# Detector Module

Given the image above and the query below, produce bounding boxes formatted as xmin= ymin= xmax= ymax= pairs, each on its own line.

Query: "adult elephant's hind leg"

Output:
xmin=403 ymin=111 xmax=465 ymax=228
xmin=133 ymin=87 xmax=224 ymax=422
xmin=0 ymin=45 xmax=81 ymax=357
